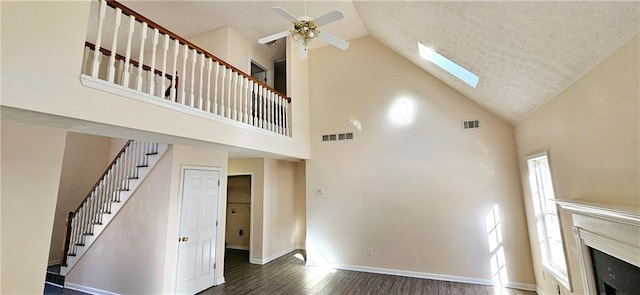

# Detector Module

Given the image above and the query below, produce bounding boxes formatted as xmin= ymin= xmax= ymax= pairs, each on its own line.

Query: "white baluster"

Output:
xmin=170 ymin=39 xmax=179 ymax=101
xmin=226 ymin=68 xmax=233 ymax=118
xmin=243 ymin=77 xmax=250 ymax=123
xmin=206 ymin=58 xmax=213 ymax=112
xmin=189 ymin=48 xmax=197 ymax=107
xmin=135 ymin=22 xmax=148 ymax=91
xmin=148 ymin=28 xmax=159 ymax=95
xmin=107 ymin=8 xmax=122 ymax=83
xmin=252 ymin=82 xmax=258 ymax=126
xmin=122 ymin=15 xmax=135 ymax=88
xmin=275 ymin=94 xmax=280 ymax=134
xmin=213 ymin=62 xmax=220 ymax=114
xmin=258 ymin=86 xmax=264 ymax=128
xmin=238 ymin=76 xmax=244 ymax=122
xmin=220 ymin=66 xmax=226 ymax=116
xmin=269 ymin=92 xmax=274 ymax=131
xmin=198 ymin=53 xmax=205 ymax=110
xmin=160 ymin=34 xmax=169 ymax=97
xmin=233 ymin=73 xmax=239 ymax=120
xmin=284 ymin=99 xmax=289 ymax=136
xmin=91 ymin=0 xmax=107 ymax=78
xmin=82 ymin=46 xmax=91 ymax=75
xmin=180 ymin=44 xmax=188 ymax=104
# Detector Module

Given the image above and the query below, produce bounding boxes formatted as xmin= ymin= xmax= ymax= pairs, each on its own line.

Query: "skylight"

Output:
xmin=418 ymin=42 xmax=479 ymax=88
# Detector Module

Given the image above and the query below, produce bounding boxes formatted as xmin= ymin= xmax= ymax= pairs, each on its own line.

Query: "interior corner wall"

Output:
xmin=514 ymin=34 xmax=640 ymax=295
xmin=228 ymin=158 xmax=265 ymax=261
xmin=188 ymin=27 xmax=275 ymax=88
xmin=65 ymin=145 xmax=173 ymax=294
xmin=294 ymin=161 xmax=307 ymax=249
xmin=306 ymin=36 xmax=535 ymax=287
xmin=1 ymin=121 xmax=67 ymax=294
xmin=48 ymin=132 xmax=112 ymax=265
xmin=263 ymin=159 xmax=300 ymax=260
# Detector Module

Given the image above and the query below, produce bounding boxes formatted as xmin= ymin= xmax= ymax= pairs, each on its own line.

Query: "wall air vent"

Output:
xmin=321 ymin=132 xmax=354 ymax=142
xmin=462 ymin=120 xmax=480 ymax=130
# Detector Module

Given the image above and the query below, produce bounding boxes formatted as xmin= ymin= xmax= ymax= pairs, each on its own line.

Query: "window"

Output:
xmin=527 ymin=152 xmax=570 ymax=289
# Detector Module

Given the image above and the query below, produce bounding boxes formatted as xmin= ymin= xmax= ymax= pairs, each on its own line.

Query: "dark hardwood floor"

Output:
xmin=200 ymin=249 xmax=537 ymax=295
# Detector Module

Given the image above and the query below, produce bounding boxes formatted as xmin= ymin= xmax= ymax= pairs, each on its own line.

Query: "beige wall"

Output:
xmin=228 ymin=158 xmax=306 ymax=263
xmin=2 ymin=1 xmax=310 ymax=160
xmin=65 ymin=144 xmax=229 ymax=294
xmin=307 ymin=36 xmax=535 ymax=287
xmin=229 ymin=158 xmax=265 ymax=261
xmin=189 ymin=27 xmax=275 ymax=88
xmin=294 ymin=161 xmax=307 ymax=248
xmin=164 ymin=145 xmax=228 ymax=292
xmin=226 ymin=175 xmax=251 ymax=248
xmin=515 ymin=34 xmax=639 ymax=294
xmin=66 ymin=146 xmax=174 ymax=294
xmin=49 ymin=132 xmax=112 ymax=264
xmin=263 ymin=159 xmax=300 ymax=259
xmin=1 ymin=121 xmax=67 ymax=293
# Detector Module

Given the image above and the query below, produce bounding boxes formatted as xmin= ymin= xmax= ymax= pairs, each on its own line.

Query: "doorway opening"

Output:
xmin=225 ymin=174 xmax=252 ymax=265
xmin=251 ymin=61 xmax=268 ymax=84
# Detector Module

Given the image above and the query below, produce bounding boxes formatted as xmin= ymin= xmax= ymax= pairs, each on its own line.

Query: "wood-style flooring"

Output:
xmin=199 ymin=249 xmax=537 ymax=295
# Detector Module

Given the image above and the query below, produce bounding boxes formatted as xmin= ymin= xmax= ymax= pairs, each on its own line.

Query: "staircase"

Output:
xmin=59 ymin=140 xmax=168 ymax=276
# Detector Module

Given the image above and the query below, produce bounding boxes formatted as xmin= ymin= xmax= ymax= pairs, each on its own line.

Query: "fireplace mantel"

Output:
xmin=557 ymin=199 xmax=640 ymax=295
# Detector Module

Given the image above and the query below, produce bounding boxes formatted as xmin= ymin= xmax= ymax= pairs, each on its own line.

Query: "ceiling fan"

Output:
xmin=258 ymin=6 xmax=349 ymax=60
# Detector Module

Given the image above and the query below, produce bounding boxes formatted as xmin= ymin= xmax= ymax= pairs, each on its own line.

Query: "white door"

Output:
xmin=176 ymin=168 xmax=220 ymax=294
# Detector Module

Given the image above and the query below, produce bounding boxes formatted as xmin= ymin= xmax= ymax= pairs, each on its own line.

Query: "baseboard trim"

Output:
xmin=45 ymin=281 xmax=64 ymax=288
xmin=250 ymin=246 xmax=298 ymax=265
xmin=505 ymin=282 xmax=537 ymax=291
xmin=327 ymin=263 xmax=494 ymax=286
xmin=296 ymin=245 xmax=306 ymax=250
xmin=226 ymin=245 xmax=249 ymax=250
xmin=48 ymin=259 xmax=61 ymax=266
xmin=536 ymin=287 xmax=545 ymax=295
xmin=65 ymin=282 xmax=121 ymax=295
xmin=215 ymin=277 xmax=226 ymax=285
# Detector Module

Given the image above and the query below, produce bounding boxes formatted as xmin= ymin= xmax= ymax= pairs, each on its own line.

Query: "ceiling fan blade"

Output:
xmin=317 ymin=31 xmax=349 ymax=50
xmin=258 ymin=30 xmax=291 ymax=44
xmin=273 ymin=6 xmax=299 ymax=23
xmin=313 ymin=10 xmax=344 ymax=27
xmin=298 ymin=43 xmax=308 ymax=60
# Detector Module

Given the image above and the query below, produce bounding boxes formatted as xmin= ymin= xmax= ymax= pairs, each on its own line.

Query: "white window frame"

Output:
xmin=526 ymin=152 xmax=571 ymax=290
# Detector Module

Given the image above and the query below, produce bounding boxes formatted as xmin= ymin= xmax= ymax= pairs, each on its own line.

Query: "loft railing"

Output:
xmin=83 ymin=0 xmax=291 ymax=136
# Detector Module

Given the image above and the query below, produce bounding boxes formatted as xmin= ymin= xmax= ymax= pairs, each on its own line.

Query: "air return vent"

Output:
xmin=322 ymin=132 xmax=354 ymax=142
xmin=462 ymin=119 xmax=480 ymax=130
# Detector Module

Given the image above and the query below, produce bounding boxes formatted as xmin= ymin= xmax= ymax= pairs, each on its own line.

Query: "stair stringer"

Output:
xmin=60 ymin=143 xmax=168 ymax=276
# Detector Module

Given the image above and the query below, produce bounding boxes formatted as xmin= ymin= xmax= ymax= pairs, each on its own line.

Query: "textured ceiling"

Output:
xmin=102 ymin=1 xmax=639 ymax=124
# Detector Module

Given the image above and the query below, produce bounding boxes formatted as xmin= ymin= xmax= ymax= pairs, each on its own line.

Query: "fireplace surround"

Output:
xmin=556 ymin=200 xmax=640 ymax=295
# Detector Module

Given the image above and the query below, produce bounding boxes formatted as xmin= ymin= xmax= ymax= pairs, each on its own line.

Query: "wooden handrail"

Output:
xmin=72 ymin=140 xmax=133 ymax=213
xmin=105 ymin=0 xmax=291 ymax=103
xmin=61 ymin=212 xmax=74 ymax=266
xmin=85 ymin=41 xmax=172 ymax=80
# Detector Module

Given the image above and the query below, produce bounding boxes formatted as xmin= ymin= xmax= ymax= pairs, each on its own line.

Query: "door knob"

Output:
xmin=180 ymin=236 xmax=189 ymax=242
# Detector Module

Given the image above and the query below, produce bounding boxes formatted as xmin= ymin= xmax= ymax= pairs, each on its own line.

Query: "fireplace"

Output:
xmin=556 ymin=200 xmax=640 ymax=295
xmin=590 ymin=247 xmax=640 ymax=294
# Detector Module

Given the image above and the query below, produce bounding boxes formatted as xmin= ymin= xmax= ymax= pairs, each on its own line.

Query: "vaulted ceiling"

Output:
xmin=121 ymin=1 xmax=639 ymax=124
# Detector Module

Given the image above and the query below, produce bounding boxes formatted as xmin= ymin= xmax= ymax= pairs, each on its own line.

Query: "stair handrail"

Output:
xmin=62 ymin=139 xmax=133 ymax=265
xmin=105 ymin=0 xmax=291 ymax=103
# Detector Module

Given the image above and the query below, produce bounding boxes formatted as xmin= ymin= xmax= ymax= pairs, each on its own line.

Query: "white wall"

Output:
xmin=515 ymin=34 xmax=639 ymax=295
xmin=2 ymin=1 xmax=310 ymax=160
xmin=306 ymin=36 xmax=535 ymax=287
xmin=1 ymin=121 xmax=67 ymax=293
xmin=49 ymin=132 xmax=112 ymax=265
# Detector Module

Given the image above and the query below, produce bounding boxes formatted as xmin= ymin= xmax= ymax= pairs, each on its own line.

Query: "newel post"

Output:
xmin=61 ymin=211 xmax=75 ymax=266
